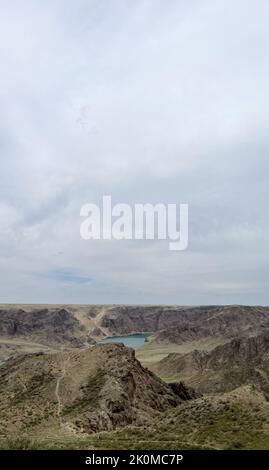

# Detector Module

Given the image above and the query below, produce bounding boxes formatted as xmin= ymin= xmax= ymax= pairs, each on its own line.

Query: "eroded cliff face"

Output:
xmin=0 ymin=304 xmax=268 ymax=359
xmin=0 ymin=307 xmax=91 ymax=348
xmin=1 ymin=304 xmax=268 ymax=338
xmin=151 ymin=305 xmax=269 ymax=344
xmin=99 ymin=305 xmax=218 ymax=334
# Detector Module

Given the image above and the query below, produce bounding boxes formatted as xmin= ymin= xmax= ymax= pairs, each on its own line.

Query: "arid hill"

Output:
xmin=1 ymin=304 xmax=268 ymax=341
xmin=151 ymin=305 xmax=269 ymax=345
xmin=0 ymin=307 xmax=94 ymax=353
xmin=152 ymin=331 xmax=269 ymax=397
xmin=0 ymin=343 xmax=195 ymax=436
xmin=97 ymin=305 xmax=218 ymax=334
xmin=1 ymin=304 xmax=269 ymax=450
xmin=0 ymin=304 xmax=268 ymax=362
xmin=2 ymin=384 xmax=269 ymax=450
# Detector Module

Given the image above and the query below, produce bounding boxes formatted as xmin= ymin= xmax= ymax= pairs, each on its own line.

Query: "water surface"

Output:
xmin=99 ymin=333 xmax=150 ymax=349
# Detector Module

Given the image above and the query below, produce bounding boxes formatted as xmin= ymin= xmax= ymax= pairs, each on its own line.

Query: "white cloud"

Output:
xmin=0 ymin=0 xmax=268 ymax=304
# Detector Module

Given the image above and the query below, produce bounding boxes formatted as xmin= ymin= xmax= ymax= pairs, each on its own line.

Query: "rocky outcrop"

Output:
xmin=169 ymin=381 xmax=200 ymax=400
xmin=0 ymin=343 xmax=196 ymax=434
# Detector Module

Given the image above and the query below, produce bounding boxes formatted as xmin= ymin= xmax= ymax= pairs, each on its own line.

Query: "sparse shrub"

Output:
xmin=6 ymin=435 xmax=35 ymax=450
xmin=232 ymin=440 xmax=244 ymax=449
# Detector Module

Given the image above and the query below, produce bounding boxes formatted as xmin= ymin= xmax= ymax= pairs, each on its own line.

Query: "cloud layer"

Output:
xmin=1 ymin=0 xmax=269 ymax=304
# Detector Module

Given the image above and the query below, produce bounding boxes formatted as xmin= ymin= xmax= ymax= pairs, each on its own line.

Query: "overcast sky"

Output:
xmin=0 ymin=0 xmax=269 ymax=305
